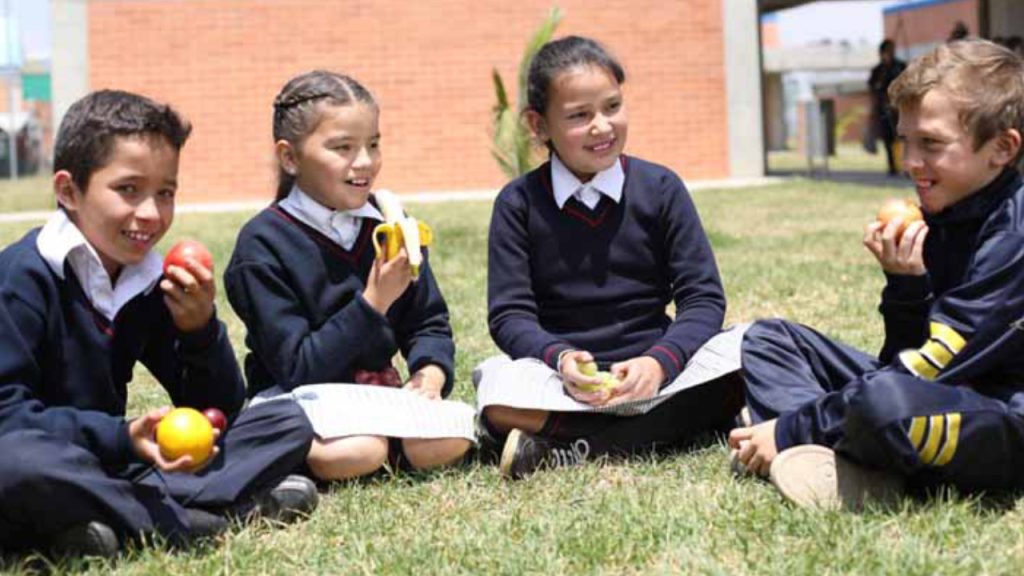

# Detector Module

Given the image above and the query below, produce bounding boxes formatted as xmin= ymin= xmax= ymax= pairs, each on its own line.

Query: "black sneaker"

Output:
xmin=49 ymin=521 xmax=119 ymax=558
xmin=472 ymin=417 xmax=504 ymax=465
xmin=256 ymin=474 xmax=319 ymax=524
xmin=499 ymin=428 xmax=590 ymax=480
xmin=184 ymin=508 xmax=229 ymax=541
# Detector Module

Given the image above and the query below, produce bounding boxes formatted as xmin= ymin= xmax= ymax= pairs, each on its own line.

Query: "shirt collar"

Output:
xmin=550 ymin=153 xmax=625 ymax=210
xmin=36 ymin=210 xmax=163 ymax=321
xmin=279 ymin=186 xmax=384 ymax=236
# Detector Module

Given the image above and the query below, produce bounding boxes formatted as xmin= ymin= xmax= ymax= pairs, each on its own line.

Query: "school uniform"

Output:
xmin=225 ymin=187 xmax=469 ymax=443
xmin=480 ymin=155 xmax=742 ymax=456
xmin=742 ymin=168 xmax=1024 ymax=491
xmin=0 ymin=211 xmax=314 ymax=548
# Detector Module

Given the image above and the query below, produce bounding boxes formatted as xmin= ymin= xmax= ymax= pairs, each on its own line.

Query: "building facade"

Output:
xmin=53 ymin=0 xmax=764 ymax=204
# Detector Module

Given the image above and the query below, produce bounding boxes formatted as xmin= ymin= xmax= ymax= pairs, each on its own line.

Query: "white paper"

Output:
xmin=474 ymin=324 xmax=749 ymax=416
xmin=251 ymin=383 xmax=477 ymax=441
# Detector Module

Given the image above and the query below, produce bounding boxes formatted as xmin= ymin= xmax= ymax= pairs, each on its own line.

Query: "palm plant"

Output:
xmin=491 ymin=6 xmax=563 ymax=179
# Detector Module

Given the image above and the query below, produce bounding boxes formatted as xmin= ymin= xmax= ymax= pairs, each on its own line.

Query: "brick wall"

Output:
xmin=87 ymin=0 xmax=728 ymax=204
xmin=884 ymin=0 xmax=978 ymax=49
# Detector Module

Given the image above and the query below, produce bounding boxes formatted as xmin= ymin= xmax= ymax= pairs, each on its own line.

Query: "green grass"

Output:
xmin=768 ymin=143 xmax=890 ymax=174
xmin=3 ymin=180 xmax=1024 ymax=574
xmin=0 ymin=175 xmax=57 ymax=213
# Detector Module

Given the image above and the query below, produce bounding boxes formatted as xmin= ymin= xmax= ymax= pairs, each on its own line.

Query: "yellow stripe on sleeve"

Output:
xmin=920 ymin=340 xmax=954 ymax=369
xmin=932 ymin=413 xmax=961 ymax=466
xmin=930 ymin=322 xmax=966 ymax=354
xmin=908 ymin=416 xmax=928 ymax=451
xmin=899 ymin=350 xmax=940 ymax=380
xmin=919 ymin=415 xmax=944 ymax=464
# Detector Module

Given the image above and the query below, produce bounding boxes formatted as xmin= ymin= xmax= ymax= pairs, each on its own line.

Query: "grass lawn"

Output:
xmin=2 ymin=178 xmax=1023 ymax=575
xmin=768 ymin=143 xmax=890 ymax=174
xmin=0 ymin=175 xmax=57 ymax=213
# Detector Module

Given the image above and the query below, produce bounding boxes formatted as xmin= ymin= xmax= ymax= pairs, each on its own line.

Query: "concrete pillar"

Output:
xmin=51 ymin=0 xmax=89 ymax=145
xmin=722 ymin=0 xmax=765 ymax=178
xmin=763 ymin=72 xmax=786 ymax=151
xmin=985 ymin=0 xmax=1024 ymax=39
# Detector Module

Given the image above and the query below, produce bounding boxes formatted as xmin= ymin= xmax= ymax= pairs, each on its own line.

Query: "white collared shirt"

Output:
xmin=278 ymin=186 xmax=384 ymax=250
xmin=550 ymin=154 xmax=625 ymax=210
xmin=36 ymin=210 xmax=164 ymax=321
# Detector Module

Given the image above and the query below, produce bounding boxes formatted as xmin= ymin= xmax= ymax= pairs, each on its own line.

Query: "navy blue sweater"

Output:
xmin=225 ymin=203 xmax=455 ymax=398
xmin=488 ymin=156 xmax=726 ymax=382
xmin=0 ymin=230 xmax=245 ymax=467
xmin=877 ymin=168 xmax=1024 ymax=392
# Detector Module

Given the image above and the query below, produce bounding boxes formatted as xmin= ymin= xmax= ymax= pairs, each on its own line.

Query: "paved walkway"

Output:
xmin=0 ymin=177 xmax=788 ymax=223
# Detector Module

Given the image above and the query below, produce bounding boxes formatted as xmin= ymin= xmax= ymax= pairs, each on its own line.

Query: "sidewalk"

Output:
xmin=0 ymin=177 xmax=785 ymax=224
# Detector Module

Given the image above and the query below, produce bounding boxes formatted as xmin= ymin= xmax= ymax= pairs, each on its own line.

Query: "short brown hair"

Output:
xmin=54 ymin=90 xmax=191 ymax=191
xmin=889 ymin=39 xmax=1024 ymax=153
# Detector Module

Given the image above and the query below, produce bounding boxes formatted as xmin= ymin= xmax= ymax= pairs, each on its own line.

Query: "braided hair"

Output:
xmin=272 ymin=70 xmax=376 ymax=200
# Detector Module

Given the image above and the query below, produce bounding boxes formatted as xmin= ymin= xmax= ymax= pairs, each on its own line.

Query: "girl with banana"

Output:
xmin=225 ymin=71 xmax=474 ymax=481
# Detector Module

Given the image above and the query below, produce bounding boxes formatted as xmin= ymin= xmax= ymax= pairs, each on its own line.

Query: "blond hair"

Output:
xmin=889 ymin=39 xmax=1024 ymax=154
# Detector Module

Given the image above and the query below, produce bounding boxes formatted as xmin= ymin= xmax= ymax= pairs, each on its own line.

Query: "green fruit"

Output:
xmin=600 ymin=372 xmax=621 ymax=390
xmin=576 ymin=371 xmax=620 ymax=393
xmin=579 ymin=361 xmax=598 ymax=377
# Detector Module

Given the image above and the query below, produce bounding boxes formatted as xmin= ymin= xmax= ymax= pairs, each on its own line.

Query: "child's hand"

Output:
xmin=363 ymin=248 xmax=413 ymax=315
xmin=605 ymin=356 xmax=664 ymax=405
xmin=863 ymin=218 xmax=928 ymax=276
xmin=728 ymin=419 xmax=778 ymax=476
xmin=161 ymin=257 xmax=216 ymax=333
xmin=128 ymin=406 xmax=221 ymax=473
xmin=404 ymin=364 xmax=446 ymax=400
xmin=558 ymin=350 xmax=609 ymax=406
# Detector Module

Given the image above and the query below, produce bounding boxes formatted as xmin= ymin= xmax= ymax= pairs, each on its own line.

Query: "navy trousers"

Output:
xmin=534 ymin=370 xmax=745 ymax=457
xmin=741 ymin=318 xmax=1024 ymax=492
xmin=0 ymin=400 xmax=313 ymax=548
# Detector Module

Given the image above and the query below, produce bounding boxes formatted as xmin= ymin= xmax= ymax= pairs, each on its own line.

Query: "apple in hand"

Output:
xmin=877 ymin=199 xmax=923 ymax=242
xmin=164 ymin=239 xmax=214 ymax=275
xmin=202 ymin=407 xmax=228 ymax=433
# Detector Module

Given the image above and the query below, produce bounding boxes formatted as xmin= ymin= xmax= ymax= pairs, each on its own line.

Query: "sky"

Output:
xmin=6 ymin=0 xmax=49 ymax=63
xmin=772 ymin=1 xmax=907 ymax=47
xmin=8 ymin=0 xmax=924 ymax=63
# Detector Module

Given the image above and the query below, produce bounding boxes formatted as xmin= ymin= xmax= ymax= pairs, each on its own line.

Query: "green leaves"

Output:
xmin=490 ymin=6 xmax=564 ymax=179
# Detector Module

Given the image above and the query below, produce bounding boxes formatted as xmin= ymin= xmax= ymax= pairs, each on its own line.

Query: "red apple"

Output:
xmin=164 ymin=240 xmax=214 ymax=275
xmin=202 ymin=407 xmax=228 ymax=433
xmin=353 ymin=369 xmax=378 ymax=385
xmin=379 ymin=367 xmax=402 ymax=388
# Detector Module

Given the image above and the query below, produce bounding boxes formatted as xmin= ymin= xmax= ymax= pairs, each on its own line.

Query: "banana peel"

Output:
xmin=371 ymin=189 xmax=433 ymax=279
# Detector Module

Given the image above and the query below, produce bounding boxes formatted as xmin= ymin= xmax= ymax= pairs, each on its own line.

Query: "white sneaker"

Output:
xmin=769 ymin=445 xmax=904 ymax=511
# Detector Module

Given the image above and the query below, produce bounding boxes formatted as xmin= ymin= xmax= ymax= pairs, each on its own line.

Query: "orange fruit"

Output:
xmin=877 ymin=198 xmax=923 ymax=241
xmin=156 ymin=407 xmax=215 ymax=467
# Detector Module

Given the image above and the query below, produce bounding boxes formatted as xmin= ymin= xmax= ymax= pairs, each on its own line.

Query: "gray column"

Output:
xmin=985 ymin=0 xmax=1024 ymax=39
xmin=722 ymin=0 xmax=765 ymax=178
xmin=51 ymin=0 xmax=89 ymax=145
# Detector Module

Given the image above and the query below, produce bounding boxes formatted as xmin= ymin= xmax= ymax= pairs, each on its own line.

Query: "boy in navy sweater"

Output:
xmin=730 ymin=40 xmax=1024 ymax=509
xmin=0 ymin=90 xmax=317 ymax=557
xmin=479 ymin=37 xmax=742 ymax=479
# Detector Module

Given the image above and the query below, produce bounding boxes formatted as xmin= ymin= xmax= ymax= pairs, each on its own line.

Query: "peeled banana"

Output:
xmin=371 ymin=189 xmax=434 ymax=279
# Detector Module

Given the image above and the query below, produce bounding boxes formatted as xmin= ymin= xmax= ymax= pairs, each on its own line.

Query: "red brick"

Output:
xmin=88 ymin=0 xmax=729 ymax=203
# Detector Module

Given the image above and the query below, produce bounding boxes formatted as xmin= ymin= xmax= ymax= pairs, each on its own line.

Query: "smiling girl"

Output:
xmin=476 ymin=37 xmax=742 ymax=479
xmin=225 ymin=71 xmax=471 ymax=481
